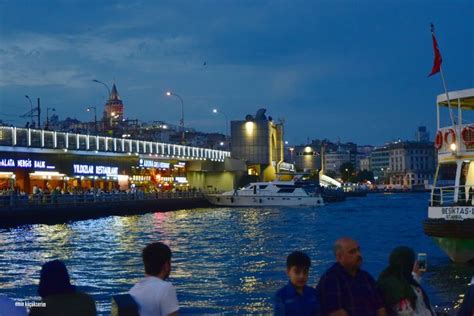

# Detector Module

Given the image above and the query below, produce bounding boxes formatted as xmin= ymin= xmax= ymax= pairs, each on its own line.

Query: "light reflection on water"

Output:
xmin=0 ymin=193 xmax=472 ymax=315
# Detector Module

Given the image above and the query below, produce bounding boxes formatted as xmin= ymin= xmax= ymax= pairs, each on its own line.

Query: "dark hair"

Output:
xmin=286 ymin=251 xmax=311 ymax=269
xmin=142 ymin=242 xmax=172 ymax=276
xmin=38 ymin=260 xmax=75 ymax=298
xmin=388 ymin=246 xmax=416 ymax=282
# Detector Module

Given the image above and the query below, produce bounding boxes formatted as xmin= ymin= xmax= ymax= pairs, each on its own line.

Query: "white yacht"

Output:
xmin=205 ymin=176 xmax=324 ymax=207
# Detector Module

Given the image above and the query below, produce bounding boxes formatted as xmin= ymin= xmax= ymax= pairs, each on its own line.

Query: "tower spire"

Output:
xmin=109 ymin=84 xmax=120 ymax=101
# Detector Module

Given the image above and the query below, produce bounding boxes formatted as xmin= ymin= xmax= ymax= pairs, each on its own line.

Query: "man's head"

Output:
xmin=142 ymin=242 xmax=172 ymax=279
xmin=286 ymin=251 xmax=311 ymax=289
xmin=333 ymin=238 xmax=362 ymax=273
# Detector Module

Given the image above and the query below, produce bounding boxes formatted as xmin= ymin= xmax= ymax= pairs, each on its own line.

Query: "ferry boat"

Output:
xmin=205 ymin=175 xmax=324 ymax=207
xmin=424 ymin=88 xmax=474 ymax=263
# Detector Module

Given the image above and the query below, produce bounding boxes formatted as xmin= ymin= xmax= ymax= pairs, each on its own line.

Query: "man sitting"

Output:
xmin=316 ymin=237 xmax=387 ymax=316
xmin=129 ymin=242 xmax=179 ymax=316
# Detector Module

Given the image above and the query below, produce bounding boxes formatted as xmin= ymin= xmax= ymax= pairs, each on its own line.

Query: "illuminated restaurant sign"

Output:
xmin=73 ymin=164 xmax=119 ymax=176
xmin=0 ymin=158 xmax=52 ymax=169
xmin=139 ymin=159 xmax=170 ymax=169
xmin=174 ymin=176 xmax=188 ymax=183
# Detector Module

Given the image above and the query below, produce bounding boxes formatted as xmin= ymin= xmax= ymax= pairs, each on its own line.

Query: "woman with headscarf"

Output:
xmin=29 ymin=259 xmax=96 ymax=316
xmin=377 ymin=247 xmax=435 ymax=316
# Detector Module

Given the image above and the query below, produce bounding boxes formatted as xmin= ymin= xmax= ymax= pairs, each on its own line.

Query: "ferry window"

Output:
xmin=259 ymin=185 xmax=268 ymax=189
xmin=461 ymin=161 xmax=474 ymax=188
xmin=278 ymin=188 xmax=295 ymax=193
xmin=436 ymin=162 xmax=456 ymax=187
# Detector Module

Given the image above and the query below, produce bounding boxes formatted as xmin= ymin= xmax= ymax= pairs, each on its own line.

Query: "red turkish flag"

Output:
xmin=428 ymin=33 xmax=442 ymax=77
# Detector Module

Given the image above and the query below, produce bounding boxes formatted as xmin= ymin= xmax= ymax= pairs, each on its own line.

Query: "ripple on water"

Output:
xmin=0 ymin=194 xmax=472 ymax=314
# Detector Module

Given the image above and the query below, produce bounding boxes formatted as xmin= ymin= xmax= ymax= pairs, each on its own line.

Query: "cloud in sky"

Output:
xmin=0 ymin=0 xmax=472 ymax=145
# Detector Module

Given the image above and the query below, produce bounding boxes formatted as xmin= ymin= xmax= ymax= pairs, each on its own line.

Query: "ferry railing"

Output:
xmin=0 ymin=191 xmax=204 ymax=208
xmin=430 ymin=185 xmax=474 ymax=206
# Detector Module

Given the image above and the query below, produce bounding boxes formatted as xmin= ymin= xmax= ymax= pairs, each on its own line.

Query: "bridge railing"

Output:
xmin=0 ymin=126 xmax=230 ymax=162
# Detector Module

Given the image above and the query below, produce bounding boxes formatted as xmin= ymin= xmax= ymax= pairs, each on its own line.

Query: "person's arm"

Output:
xmin=317 ymin=274 xmax=347 ymax=316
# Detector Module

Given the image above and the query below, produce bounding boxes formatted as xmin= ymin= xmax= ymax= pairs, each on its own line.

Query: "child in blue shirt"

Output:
xmin=274 ymin=251 xmax=320 ymax=316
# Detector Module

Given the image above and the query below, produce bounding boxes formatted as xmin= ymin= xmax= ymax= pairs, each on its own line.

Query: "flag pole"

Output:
xmin=431 ymin=24 xmax=456 ymax=128
xmin=439 ymin=66 xmax=456 ymax=128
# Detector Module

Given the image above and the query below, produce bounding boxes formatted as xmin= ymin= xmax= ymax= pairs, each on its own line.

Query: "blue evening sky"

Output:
xmin=0 ymin=0 xmax=472 ymax=146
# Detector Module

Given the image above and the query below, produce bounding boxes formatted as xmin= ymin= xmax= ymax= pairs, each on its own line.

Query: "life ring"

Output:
xmin=444 ymin=129 xmax=456 ymax=147
xmin=434 ymin=131 xmax=443 ymax=149
xmin=461 ymin=126 xmax=474 ymax=145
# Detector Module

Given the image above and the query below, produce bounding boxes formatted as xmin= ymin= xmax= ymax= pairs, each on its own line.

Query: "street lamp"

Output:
xmin=25 ymin=95 xmax=34 ymax=126
xmin=166 ymin=91 xmax=185 ymax=144
xmin=25 ymin=95 xmax=41 ymax=128
xmin=87 ymin=106 xmax=97 ymax=134
xmin=46 ymin=107 xmax=55 ymax=130
xmin=289 ymin=147 xmax=295 ymax=163
xmin=92 ymin=79 xmax=111 ymax=98
xmin=212 ymin=108 xmax=229 ymax=136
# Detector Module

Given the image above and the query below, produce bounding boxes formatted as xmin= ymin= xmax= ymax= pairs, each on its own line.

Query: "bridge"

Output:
xmin=0 ymin=126 xmax=231 ymax=161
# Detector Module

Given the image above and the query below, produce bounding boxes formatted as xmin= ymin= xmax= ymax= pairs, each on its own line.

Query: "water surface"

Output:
xmin=0 ymin=193 xmax=472 ymax=314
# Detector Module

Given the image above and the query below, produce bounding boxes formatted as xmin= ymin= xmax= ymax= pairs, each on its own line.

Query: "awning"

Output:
xmin=437 ymin=88 xmax=474 ymax=110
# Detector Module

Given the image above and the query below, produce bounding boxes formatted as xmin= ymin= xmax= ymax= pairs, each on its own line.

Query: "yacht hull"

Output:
xmin=205 ymin=194 xmax=324 ymax=207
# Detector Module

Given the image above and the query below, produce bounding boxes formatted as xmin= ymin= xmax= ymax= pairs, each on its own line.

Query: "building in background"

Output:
xmin=370 ymin=146 xmax=390 ymax=183
xmin=387 ymin=141 xmax=436 ymax=189
xmin=231 ymin=109 xmax=284 ymax=181
xmin=359 ymin=157 xmax=370 ymax=171
xmin=103 ymin=84 xmax=124 ymax=128
xmin=415 ymin=126 xmax=430 ymax=142
xmin=324 ymin=150 xmax=351 ymax=176
xmin=291 ymin=144 xmax=321 ymax=172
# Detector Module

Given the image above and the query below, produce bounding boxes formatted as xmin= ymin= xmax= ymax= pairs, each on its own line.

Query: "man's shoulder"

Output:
xmin=130 ymin=277 xmax=175 ymax=294
xmin=275 ymin=283 xmax=292 ymax=299
xmin=320 ymin=263 xmax=341 ymax=279
xmin=357 ymin=268 xmax=377 ymax=282
xmin=303 ymin=285 xmax=317 ymax=296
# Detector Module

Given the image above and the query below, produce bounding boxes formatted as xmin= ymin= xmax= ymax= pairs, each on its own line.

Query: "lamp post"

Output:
xmin=212 ymin=108 xmax=229 ymax=136
xmin=166 ymin=91 xmax=185 ymax=144
xmin=25 ymin=95 xmax=34 ymax=126
xmin=87 ymin=106 xmax=97 ymax=134
xmin=46 ymin=107 xmax=55 ymax=130
xmin=92 ymin=79 xmax=111 ymax=98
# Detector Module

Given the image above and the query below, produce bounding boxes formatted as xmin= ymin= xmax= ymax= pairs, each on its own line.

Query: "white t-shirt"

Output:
xmin=129 ymin=276 xmax=179 ymax=316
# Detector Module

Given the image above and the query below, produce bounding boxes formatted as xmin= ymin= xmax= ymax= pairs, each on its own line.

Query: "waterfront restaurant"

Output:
xmin=0 ymin=126 xmax=233 ymax=193
xmin=130 ymin=158 xmax=189 ymax=191
xmin=0 ymin=151 xmax=132 ymax=193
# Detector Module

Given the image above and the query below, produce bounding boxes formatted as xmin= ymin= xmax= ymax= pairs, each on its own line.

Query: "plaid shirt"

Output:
xmin=316 ymin=263 xmax=384 ymax=316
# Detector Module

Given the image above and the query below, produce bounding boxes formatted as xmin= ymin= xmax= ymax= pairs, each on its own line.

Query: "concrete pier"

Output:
xmin=0 ymin=192 xmax=211 ymax=227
